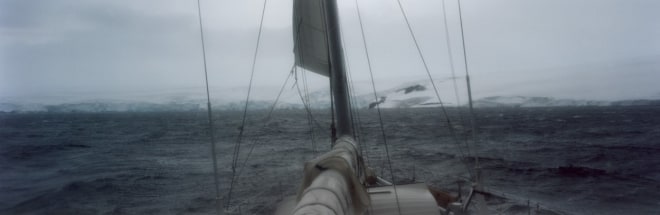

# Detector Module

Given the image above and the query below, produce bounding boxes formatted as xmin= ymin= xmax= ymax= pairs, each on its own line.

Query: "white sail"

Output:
xmin=293 ymin=0 xmax=330 ymax=77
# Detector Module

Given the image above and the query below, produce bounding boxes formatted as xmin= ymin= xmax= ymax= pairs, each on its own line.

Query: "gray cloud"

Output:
xmin=2 ymin=0 xmax=659 ymax=102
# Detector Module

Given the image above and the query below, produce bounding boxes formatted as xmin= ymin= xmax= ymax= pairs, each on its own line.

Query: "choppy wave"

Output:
xmin=1 ymin=106 xmax=659 ymax=214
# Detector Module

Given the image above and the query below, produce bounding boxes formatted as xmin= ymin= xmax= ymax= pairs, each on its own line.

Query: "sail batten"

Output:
xmin=293 ymin=0 xmax=330 ymax=77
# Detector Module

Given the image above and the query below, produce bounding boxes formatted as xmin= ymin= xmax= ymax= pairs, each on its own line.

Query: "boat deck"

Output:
xmin=366 ymin=183 xmax=439 ymax=215
xmin=275 ymin=183 xmax=440 ymax=215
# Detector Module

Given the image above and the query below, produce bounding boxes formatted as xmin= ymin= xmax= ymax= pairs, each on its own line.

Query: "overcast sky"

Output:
xmin=2 ymin=0 xmax=659 ymax=103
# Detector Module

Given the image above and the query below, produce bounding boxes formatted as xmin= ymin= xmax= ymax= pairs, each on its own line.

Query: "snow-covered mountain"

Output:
xmin=472 ymin=96 xmax=609 ymax=108
xmin=2 ymin=80 xmax=659 ymax=113
xmin=472 ymin=96 xmax=660 ymax=108
xmin=359 ymin=83 xmax=440 ymax=109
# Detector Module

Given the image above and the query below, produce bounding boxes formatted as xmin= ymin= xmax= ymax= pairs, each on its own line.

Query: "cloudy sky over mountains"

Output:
xmin=2 ymin=0 xmax=659 ymax=103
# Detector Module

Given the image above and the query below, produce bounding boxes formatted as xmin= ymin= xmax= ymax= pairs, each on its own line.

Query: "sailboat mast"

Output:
xmin=323 ymin=0 xmax=354 ymax=139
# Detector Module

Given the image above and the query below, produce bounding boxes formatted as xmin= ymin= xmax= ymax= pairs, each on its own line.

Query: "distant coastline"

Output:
xmin=2 ymin=96 xmax=659 ymax=113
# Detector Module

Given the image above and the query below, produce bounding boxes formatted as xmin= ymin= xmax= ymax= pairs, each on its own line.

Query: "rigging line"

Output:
xmin=295 ymin=67 xmax=318 ymax=156
xmin=226 ymin=69 xmax=293 ymax=209
xmin=294 ymin=79 xmax=327 ymax=132
xmin=292 ymin=69 xmax=326 ymax=131
xmin=227 ymin=0 xmax=268 ymax=209
xmin=457 ymin=0 xmax=480 ymax=178
xmin=395 ymin=0 xmax=474 ymax=178
xmin=301 ymin=65 xmax=312 ymax=111
xmin=195 ymin=0 xmax=221 ymax=214
xmin=441 ymin=0 xmax=473 ymax=168
xmin=354 ymin=0 xmax=402 ymax=214
xmin=441 ymin=0 xmax=469 ymax=135
xmin=301 ymin=62 xmax=317 ymax=156
xmin=232 ymin=0 xmax=268 ymax=178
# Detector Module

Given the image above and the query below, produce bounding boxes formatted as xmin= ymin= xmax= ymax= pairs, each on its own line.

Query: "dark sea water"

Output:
xmin=1 ymin=106 xmax=659 ymax=214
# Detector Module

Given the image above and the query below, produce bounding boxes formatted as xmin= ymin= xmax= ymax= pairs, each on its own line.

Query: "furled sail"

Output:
xmin=293 ymin=0 xmax=330 ymax=77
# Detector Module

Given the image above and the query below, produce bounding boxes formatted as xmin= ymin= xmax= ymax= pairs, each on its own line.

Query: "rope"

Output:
xmin=395 ymin=0 xmax=474 ymax=178
xmin=227 ymin=0 xmax=268 ymax=208
xmin=457 ymin=0 xmax=481 ymax=174
xmin=301 ymin=62 xmax=317 ymax=157
xmin=293 ymin=72 xmax=327 ymax=132
xmin=294 ymin=68 xmax=320 ymax=156
xmin=440 ymin=0 xmax=463 ymax=109
xmin=354 ymin=0 xmax=402 ymax=214
xmin=441 ymin=0 xmax=475 ymax=180
xmin=441 ymin=0 xmax=470 ymax=139
xmin=232 ymin=0 xmax=268 ymax=173
xmin=194 ymin=0 xmax=221 ymax=214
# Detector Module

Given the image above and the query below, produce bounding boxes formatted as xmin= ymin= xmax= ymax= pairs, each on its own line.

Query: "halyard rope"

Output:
xmin=227 ymin=0 xmax=268 ymax=209
xmin=457 ymin=0 xmax=482 ymax=178
xmin=194 ymin=0 xmax=221 ymax=214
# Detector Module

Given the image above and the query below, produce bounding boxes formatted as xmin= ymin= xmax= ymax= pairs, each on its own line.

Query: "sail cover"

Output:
xmin=293 ymin=0 xmax=330 ymax=77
